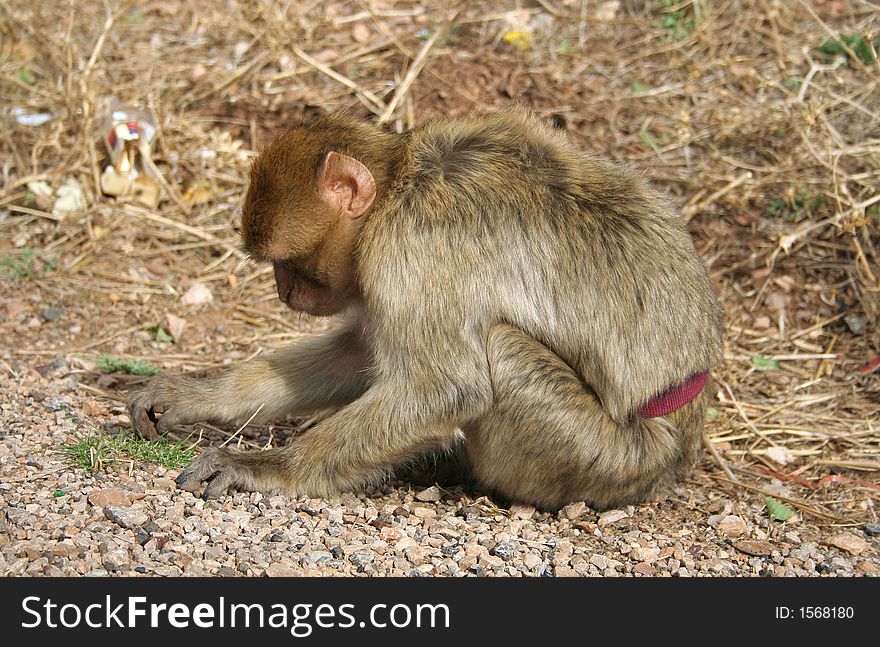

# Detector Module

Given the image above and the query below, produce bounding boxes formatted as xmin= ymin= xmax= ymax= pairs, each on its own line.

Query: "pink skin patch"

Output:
xmin=639 ymin=371 xmax=710 ymax=419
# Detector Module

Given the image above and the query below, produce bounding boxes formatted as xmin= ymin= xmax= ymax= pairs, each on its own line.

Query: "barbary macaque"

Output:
xmin=128 ymin=107 xmax=723 ymax=510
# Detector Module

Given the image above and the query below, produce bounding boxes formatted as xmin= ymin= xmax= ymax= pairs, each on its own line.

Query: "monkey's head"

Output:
xmin=241 ymin=115 xmax=398 ymax=317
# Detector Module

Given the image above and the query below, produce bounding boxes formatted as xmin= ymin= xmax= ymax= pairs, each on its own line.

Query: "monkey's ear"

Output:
xmin=317 ymin=151 xmax=377 ymax=218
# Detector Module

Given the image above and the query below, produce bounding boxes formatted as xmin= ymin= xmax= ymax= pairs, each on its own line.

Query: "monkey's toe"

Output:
xmin=176 ymin=448 xmax=253 ymax=499
xmin=127 ymin=396 xmax=159 ymax=439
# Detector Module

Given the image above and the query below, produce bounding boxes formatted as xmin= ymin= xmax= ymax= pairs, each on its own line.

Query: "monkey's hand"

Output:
xmin=176 ymin=447 xmax=286 ymax=499
xmin=127 ymin=376 xmax=207 ymax=438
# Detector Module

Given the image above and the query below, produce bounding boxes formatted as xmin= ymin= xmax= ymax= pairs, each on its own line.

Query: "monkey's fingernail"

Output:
xmin=152 ymin=405 xmax=166 ymax=414
xmin=135 ymin=411 xmax=157 ymax=438
xmin=176 ymin=474 xmax=201 ymax=492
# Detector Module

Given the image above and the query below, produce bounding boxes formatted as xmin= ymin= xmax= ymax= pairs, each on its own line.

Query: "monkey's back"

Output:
xmin=364 ymin=107 xmax=723 ymax=421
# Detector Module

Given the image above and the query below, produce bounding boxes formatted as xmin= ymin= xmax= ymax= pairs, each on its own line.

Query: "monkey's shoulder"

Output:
xmin=403 ymin=110 xmax=575 ymax=188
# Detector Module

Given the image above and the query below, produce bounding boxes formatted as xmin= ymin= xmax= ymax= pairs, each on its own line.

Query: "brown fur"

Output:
xmin=128 ymin=107 xmax=723 ymax=510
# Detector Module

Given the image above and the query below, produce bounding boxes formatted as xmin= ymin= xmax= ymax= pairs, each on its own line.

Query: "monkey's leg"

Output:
xmin=465 ymin=325 xmax=704 ymax=510
xmin=128 ymin=324 xmax=371 ymax=437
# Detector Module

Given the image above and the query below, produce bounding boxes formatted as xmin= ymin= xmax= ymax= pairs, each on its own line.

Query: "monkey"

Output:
xmin=127 ymin=106 xmax=723 ymax=511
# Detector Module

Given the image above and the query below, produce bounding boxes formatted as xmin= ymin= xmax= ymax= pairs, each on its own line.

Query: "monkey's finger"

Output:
xmin=175 ymin=448 xmax=226 ymax=492
xmin=155 ymin=409 xmax=183 ymax=434
xmin=202 ymin=470 xmax=240 ymax=499
xmin=129 ymin=403 xmax=159 ymax=439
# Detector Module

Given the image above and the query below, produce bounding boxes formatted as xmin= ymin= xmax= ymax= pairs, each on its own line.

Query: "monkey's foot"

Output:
xmin=176 ymin=448 xmax=261 ymax=499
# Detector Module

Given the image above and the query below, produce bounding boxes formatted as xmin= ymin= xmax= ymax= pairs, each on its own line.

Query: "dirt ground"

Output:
xmin=1 ymin=1 xmax=878 ymax=577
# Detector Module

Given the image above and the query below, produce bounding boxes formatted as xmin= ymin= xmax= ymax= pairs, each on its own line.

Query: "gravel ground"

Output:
xmin=2 ymin=359 xmax=877 ymax=578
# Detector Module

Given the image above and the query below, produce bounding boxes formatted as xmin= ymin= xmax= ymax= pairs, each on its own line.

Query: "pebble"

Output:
xmin=39 ymin=307 xmax=64 ymax=322
xmin=734 ymin=540 xmax=773 ymax=557
xmin=89 ymin=488 xmax=139 ymax=507
xmin=716 ymin=515 xmax=748 ymax=538
xmin=826 ymin=532 xmax=871 ymax=556
xmin=633 ymin=562 xmax=656 ymax=576
xmin=598 ymin=510 xmax=628 ymax=526
xmin=856 ymin=562 xmax=878 ymax=574
xmin=863 ymin=524 xmax=880 ymax=537
xmin=415 ymin=486 xmax=443 ymax=502
xmin=103 ymin=506 xmax=148 ymax=530
xmin=509 ymin=504 xmax=535 ymax=519
xmin=631 ymin=547 xmax=660 ymax=563
xmin=491 ymin=540 xmax=517 ymax=561
xmin=265 ymin=564 xmax=301 ymax=577
xmin=560 ymin=502 xmax=587 ymax=520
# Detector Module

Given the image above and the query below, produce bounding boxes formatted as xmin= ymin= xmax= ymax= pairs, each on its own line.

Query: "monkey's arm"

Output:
xmin=175 ymin=326 xmax=494 ymax=498
xmin=127 ymin=323 xmax=371 ymax=437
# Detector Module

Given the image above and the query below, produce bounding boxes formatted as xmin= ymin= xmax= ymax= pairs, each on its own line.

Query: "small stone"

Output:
xmin=349 ymin=552 xmax=374 ymax=569
xmin=863 ymin=523 xmax=880 ymax=537
xmin=380 ymin=527 xmax=403 ymax=543
xmin=39 ymin=307 xmax=64 ymax=322
xmin=396 ymin=537 xmax=417 ymax=551
xmin=369 ymin=513 xmax=393 ymax=529
xmin=560 ymin=502 xmax=587 ymax=520
xmin=415 ymin=486 xmax=442 ymax=502
xmin=826 ymin=532 xmax=871 ymax=556
xmin=181 ymin=283 xmax=213 ymax=305
xmin=765 ymin=446 xmax=795 ymax=466
xmin=134 ymin=529 xmax=151 ymax=545
xmin=813 ymin=557 xmax=835 ymax=573
xmin=103 ymin=505 xmax=148 ymax=529
xmin=265 ymin=564 xmax=300 ymax=577
xmin=843 ymin=314 xmax=868 ymax=336
xmin=707 ymin=514 xmax=726 ymax=528
xmin=594 ymin=0 xmax=621 ymax=22
xmin=191 ymin=63 xmax=207 ymax=82
xmin=89 ymin=488 xmax=136 ymax=507
xmin=490 ymin=540 xmax=517 ymax=561
xmin=464 ymin=543 xmax=484 ymax=559
xmin=631 ymin=547 xmax=660 ymax=563
xmin=36 ymin=358 xmax=66 ymax=378
xmin=734 ymin=540 xmax=774 ymax=556
xmin=598 ymin=510 xmax=628 ymax=526
xmin=53 ymin=178 xmax=85 ymax=217
xmin=480 ymin=553 xmax=504 ymax=569
xmin=457 ymin=504 xmax=481 ymax=519
xmin=716 ymin=515 xmax=748 ymax=538
xmin=413 ymin=507 xmax=436 ymax=519
xmin=855 ymin=561 xmax=878 ymax=574
xmin=589 ymin=554 xmax=608 ymax=569
xmin=351 ymin=23 xmax=370 ymax=44
xmin=633 ymin=562 xmax=656 ymax=576
xmin=509 ymin=503 xmax=535 ymax=519
xmin=165 ymin=313 xmax=187 ymax=342
xmin=574 ymin=521 xmax=598 ymax=533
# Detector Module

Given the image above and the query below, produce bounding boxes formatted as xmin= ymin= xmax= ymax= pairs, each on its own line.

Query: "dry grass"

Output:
xmin=1 ymin=0 xmax=878 ymax=524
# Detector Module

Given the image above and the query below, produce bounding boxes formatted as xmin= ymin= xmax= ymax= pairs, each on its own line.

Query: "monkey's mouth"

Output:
xmin=279 ymin=276 xmax=338 ymax=316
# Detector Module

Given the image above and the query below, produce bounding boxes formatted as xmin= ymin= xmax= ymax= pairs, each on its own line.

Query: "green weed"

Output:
xmin=60 ymin=432 xmax=195 ymax=472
